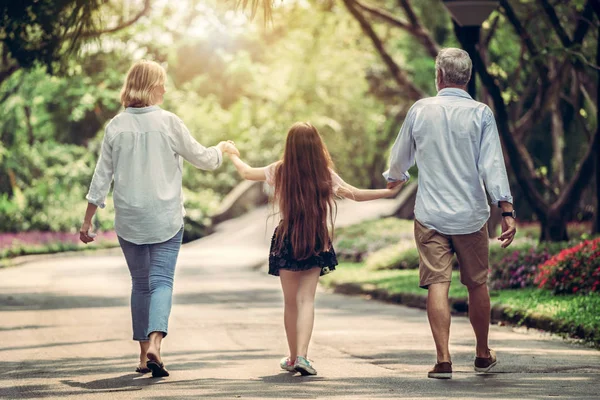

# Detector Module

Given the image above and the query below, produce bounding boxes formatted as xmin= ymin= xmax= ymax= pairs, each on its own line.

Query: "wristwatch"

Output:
xmin=501 ymin=210 xmax=516 ymax=219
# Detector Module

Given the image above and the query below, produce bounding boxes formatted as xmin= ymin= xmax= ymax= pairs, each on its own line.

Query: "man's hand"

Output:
xmin=387 ymin=180 xmax=405 ymax=190
xmin=498 ymin=216 xmax=516 ymax=248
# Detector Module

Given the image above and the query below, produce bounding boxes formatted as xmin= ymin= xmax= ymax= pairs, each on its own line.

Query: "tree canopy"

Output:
xmin=0 ymin=0 xmax=598 ymax=242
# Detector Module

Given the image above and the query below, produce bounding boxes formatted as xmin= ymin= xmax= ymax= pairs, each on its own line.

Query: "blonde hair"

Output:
xmin=120 ymin=60 xmax=167 ymax=108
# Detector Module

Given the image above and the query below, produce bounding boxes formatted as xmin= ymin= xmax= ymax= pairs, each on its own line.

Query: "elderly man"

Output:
xmin=384 ymin=48 xmax=516 ymax=379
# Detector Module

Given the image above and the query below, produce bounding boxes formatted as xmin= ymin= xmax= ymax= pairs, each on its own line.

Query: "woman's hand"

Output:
xmin=217 ymin=140 xmax=240 ymax=157
xmin=79 ymin=220 xmax=95 ymax=244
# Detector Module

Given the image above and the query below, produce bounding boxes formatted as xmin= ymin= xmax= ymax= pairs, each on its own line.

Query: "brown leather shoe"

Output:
xmin=428 ymin=361 xmax=452 ymax=379
xmin=474 ymin=349 xmax=498 ymax=373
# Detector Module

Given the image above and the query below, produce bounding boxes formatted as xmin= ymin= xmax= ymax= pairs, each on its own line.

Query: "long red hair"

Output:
xmin=273 ymin=122 xmax=336 ymax=260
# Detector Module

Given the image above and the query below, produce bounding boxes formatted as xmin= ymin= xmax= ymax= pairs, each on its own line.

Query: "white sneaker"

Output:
xmin=294 ymin=356 xmax=317 ymax=376
xmin=279 ymin=357 xmax=295 ymax=372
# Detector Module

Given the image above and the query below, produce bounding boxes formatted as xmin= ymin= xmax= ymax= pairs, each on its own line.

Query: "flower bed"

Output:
xmin=0 ymin=231 xmax=118 ymax=260
xmin=536 ymin=237 xmax=600 ymax=294
xmin=489 ymin=242 xmax=572 ymax=290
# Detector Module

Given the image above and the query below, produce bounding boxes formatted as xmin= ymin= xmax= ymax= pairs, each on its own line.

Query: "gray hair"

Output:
xmin=435 ymin=48 xmax=472 ymax=87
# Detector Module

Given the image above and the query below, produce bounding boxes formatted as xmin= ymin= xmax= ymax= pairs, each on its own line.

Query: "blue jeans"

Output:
xmin=118 ymin=227 xmax=183 ymax=341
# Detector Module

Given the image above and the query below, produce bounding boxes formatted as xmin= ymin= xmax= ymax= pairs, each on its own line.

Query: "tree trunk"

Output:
xmin=595 ymin=143 xmax=600 ymax=233
xmin=549 ymin=65 xmax=566 ymax=187
xmin=595 ymin=24 xmax=600 ymax=234
xmin=540 ymin=210 xmax=569 ymax=242
xmin=23 ymin=105 xmax=34 ymax=145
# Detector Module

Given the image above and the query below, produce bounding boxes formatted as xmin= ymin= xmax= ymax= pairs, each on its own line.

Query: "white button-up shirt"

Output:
xmin=86 ymin=105 xmax=223 ymax=244
xmin=384 ymin=88 xmax=513 ymax=235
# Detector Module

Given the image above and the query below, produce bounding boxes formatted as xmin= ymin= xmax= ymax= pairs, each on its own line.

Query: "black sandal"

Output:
xmin=146 ymin=360 xmax=169 ymax=378
xmin=135 ymin=366 xmax=151 ymax=374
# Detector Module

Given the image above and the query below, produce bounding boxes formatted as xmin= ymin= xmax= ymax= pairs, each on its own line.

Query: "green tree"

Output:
xmin=241 ymin=0 xmax=599 ymax=242
xmin=0 ymin=0 xmax=151 ymax=88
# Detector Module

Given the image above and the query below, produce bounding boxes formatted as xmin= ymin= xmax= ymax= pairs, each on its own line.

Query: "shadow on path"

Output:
xmin=0 ymin=338 xmax=120 ymax=353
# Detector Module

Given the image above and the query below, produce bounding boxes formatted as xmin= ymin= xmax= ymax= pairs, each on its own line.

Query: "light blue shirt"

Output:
xmin=383 ymin=88 xmax=513 ymax=235
xmin=86 ymin=105 xmax=223 ymax=244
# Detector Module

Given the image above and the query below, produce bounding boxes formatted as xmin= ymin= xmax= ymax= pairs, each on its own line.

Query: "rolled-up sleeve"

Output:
xmin=170 ymin=118 xmax=222 ymax=170
xmin=86 ymin=132 xmax=114 ymax=209
xmin=383 ymin=107 xmax=416 ymax=182
xmin=478 ymin=110 xmax=513 ymax=205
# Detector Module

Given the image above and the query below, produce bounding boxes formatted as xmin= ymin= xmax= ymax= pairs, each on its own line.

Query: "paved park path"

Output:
xmin=0 ymin=199 xmax=599 ymax=399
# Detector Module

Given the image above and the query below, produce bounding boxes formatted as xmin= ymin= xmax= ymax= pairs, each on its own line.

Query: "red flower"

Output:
xmin=535 ymin=237 xmax=600 ymax=294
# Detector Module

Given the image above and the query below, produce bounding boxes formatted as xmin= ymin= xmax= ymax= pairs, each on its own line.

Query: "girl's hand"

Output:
xmin=386 ymin=180 xmax=405 ymax=190
xmin=79 ymin=220 xmax=95 ymax=244
xmin=386 ymin=182 xmax=404 ymax=197
xmin=218 ymin=140 xmax=240 ymax=157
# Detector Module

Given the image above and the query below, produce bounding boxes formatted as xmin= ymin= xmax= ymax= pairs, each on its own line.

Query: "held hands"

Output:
xmin=384 ymin=180 xmax=405 ymax=197
xmin=386 ymin=180 xmax=405 ymax=190
xmin=498 ymin=216 xmax=517 ymax=248
xmin=217 ymin=140 xmax=240 ymax=157
xmin=79 ymin=220 xmax=95 ymax=244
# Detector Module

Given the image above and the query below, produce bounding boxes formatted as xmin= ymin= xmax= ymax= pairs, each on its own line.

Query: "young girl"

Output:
xmin=227 ymin=122 xmax=402 ymax=376
xmin=80 ymin=60 xmax=238 ymax=378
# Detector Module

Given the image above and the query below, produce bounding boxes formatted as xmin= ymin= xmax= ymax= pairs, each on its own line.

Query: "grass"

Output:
xmin=0 ymin=233 xmax=120 ymax=266
xmin=322 ymin=263 xmax=600 ymax=346
xmin=322 ymin=263 xmax=469 ymax=298
xmin=0 ymin=241 xmax=119 ymax=259
xmin=334 ymin=217 xmax=414 ymax=261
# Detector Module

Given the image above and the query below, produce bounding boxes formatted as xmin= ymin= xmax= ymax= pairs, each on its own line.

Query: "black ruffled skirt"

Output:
xmin=268 ymin=226 xmax=338 ymax=277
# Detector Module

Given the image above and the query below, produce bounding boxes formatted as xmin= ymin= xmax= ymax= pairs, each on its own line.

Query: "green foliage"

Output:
xmin=1 ymin=0 xmax=104 ymax=72
xmin=0 ymin=141 xmax=107 ymax=233
xmin=2 ymin=0 xmax=597 ymax=248
xmin=333 ymin=217 xmax=414 ymax=261
xmin=182 ymin=188 xmax=221 ymax=242
xmin=1 ymin=56 xmax=126 ymax=147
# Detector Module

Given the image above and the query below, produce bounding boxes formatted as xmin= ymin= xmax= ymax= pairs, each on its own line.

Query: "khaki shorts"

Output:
xmin=414 ymin=220 xmax=489 ymax=289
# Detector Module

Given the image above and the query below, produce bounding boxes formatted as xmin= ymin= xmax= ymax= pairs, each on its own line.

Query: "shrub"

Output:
xmin=490 ymin=247 xmax=551 ymax=289
xmin=182 ymin=188 xmax=221 ymax=242
xmin=535 ymin=238 xmax=600 ymax=295
xmin=488 ymin=241 xmax=535 ymax=267
xmin=489 ymin=241 xmax=572 ymax=290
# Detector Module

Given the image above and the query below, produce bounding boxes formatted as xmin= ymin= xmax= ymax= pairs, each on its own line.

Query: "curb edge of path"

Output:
xmin=328 ymin=282 xmax=599 ymax=349
xmin=0 ymin=245 xmax=122 ymax=269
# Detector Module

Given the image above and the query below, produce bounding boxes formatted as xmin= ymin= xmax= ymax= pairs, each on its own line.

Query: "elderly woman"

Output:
xmin=80 ymin=60 xmax=238 ymax=378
